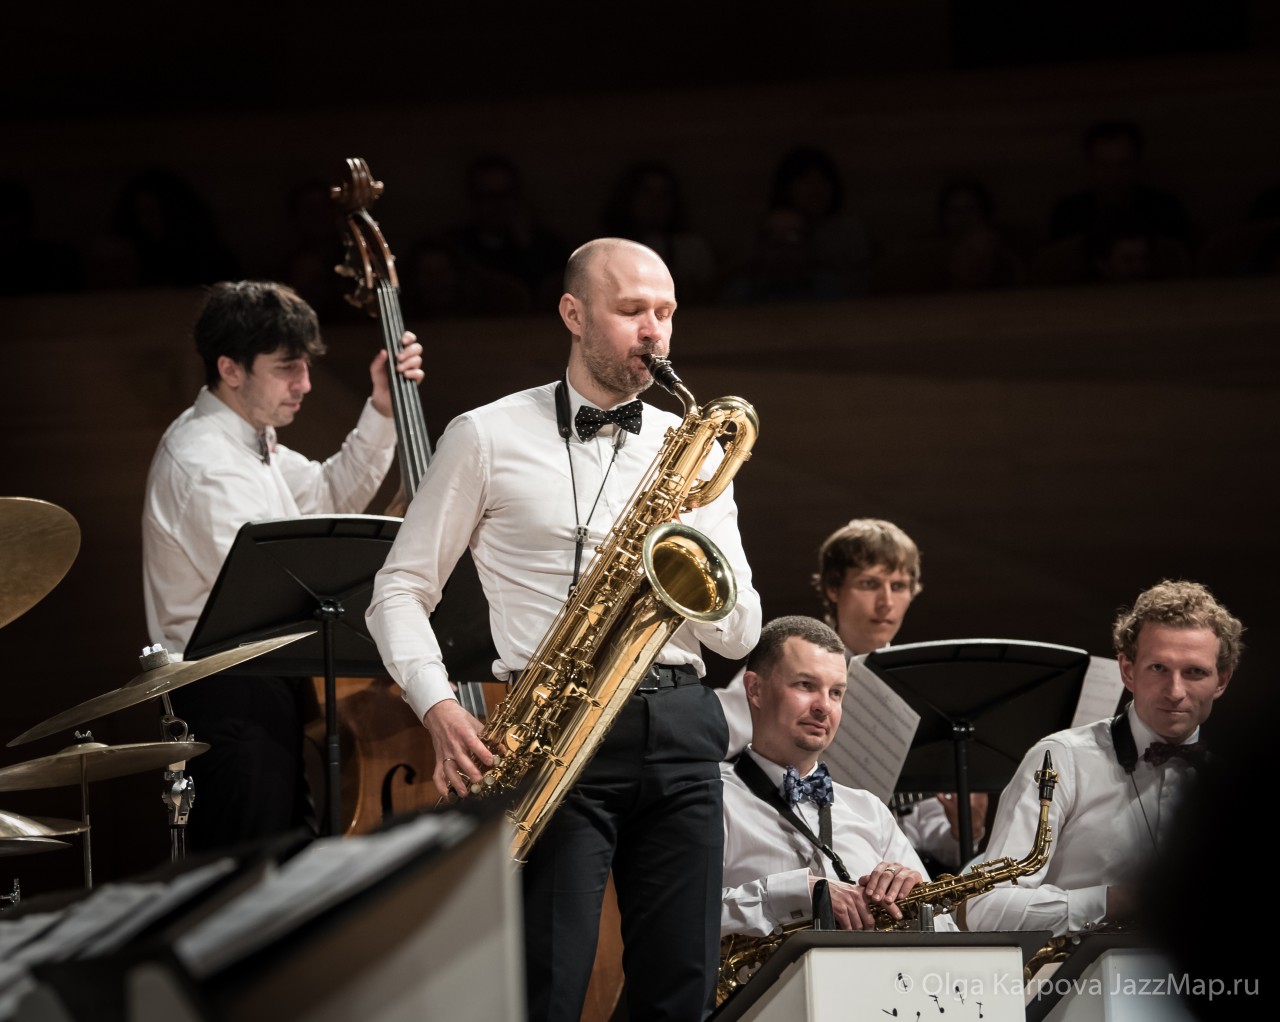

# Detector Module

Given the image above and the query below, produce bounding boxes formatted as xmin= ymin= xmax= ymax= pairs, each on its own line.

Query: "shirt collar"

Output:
xmin=193 ymin=386 xmax=273 ymax=463
xmin=745 ymin=746 xmax=825 ymax=788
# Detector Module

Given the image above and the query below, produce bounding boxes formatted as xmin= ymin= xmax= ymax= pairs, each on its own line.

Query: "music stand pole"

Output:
xmin=77 ymin=750 xmax=92 ymax=890
xmin=952 ymin=721 xmax=975 ymax=865
xmin=317 ymin=599 xmax=342 ymax=838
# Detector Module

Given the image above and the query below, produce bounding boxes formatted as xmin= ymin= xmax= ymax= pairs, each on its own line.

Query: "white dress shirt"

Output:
xmin=722 ymin=748 xmax=955 ymax=937
xmin=366 ymin=379 xmax=762 ymax=723
xmin=963 ymin=702 xmax=1200 ymax=936
xmin=142 ymin=386 xmax=397 ymax=652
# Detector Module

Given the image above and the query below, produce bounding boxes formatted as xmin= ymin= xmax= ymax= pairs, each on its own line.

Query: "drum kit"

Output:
xmin=0 ymin=496 xmax=311 ymax=905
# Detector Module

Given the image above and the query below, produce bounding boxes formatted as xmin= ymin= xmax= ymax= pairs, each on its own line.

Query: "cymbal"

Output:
xmin=0 ymin=740 xmax=209 ymax=792
xmin=8 ymin=630 xmax=315 ymax=747
xmin=0 ymin=836 xmax=70 ymax=857
xmin=0 ymin=497 xmax=80 ymax=629
xmin=0 ymin=808 xmax=87 ymax=839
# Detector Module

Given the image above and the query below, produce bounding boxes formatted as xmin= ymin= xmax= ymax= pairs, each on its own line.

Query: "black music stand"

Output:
xmin=861 ymin=638 xmax=1091 ymax=865
xmin=187 ymin=514 xmax=497 ymax=838
xmin=186 ymin=515 xmax=400 ymax=838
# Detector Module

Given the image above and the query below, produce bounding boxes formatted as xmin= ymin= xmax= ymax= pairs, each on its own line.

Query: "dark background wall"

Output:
xmin=2 ymin=3 xmax=1278 ymax=897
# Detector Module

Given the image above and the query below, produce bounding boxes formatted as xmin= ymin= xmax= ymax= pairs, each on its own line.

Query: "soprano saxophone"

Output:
xmin=471 ymin=355 xmax=758 ymax=863
xmin=717 ymin=752 xmax=1059 ymax=1005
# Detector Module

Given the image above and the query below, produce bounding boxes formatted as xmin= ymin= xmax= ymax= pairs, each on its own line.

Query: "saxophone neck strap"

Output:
xmin=1110 ymin=707 xmax=1139 ymax=774
xmin=733 ymin=753 xmax=851 ymax=883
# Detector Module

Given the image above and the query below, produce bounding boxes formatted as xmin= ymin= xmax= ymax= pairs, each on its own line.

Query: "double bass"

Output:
xmin=317 ymin=158 xmax=625 ymax=1022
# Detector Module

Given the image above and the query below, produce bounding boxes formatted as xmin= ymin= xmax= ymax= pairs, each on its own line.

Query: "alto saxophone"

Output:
xmin=471 ymin=355 xmax=759 ymax=863
xmin=717 ymin=752 xmax=1059 ymax=1006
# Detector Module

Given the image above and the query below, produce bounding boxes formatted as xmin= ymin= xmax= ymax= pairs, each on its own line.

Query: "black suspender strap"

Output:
xmin=733 ymin=754 xmax=852 ymax=883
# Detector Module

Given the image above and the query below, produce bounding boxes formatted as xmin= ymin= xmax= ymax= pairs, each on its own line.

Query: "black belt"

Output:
xmin=635 ymin=663 xmax=700 ymax=692
xmin=505 ymin=663 xmax=700 ymax=691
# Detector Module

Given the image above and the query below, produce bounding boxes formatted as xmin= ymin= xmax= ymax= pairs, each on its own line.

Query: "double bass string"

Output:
xmin=376 ymin=280 xmax=432 ymax=494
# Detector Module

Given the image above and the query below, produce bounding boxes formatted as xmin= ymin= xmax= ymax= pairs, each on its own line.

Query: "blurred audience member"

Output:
xmin=1030 ymin=212 xmax=1190 ymax=286
xmin=720 ymin=207 xmax=848 ymax=305
xmin=276 ymin=178 xmax=350 ymax=323
xmin=1087 ymin=215 xmax=1189 ymax=284
xmin=92 ymin=167 xmax=241 ymax=289
xmin=400 ymin=234 xmax=531 ymax=320
xmin=769 ymin=145 xmax=871 ymax=295
xmin=0 ymin=178 xmax=84 ymax=295
xmin=1049 ymin=120 xmax=1191 ymax=244
xmin=602 ymin=161 xmax=717 ymax=302
xmin=870 ymin=177 xmax=1022 ymax=295
xmin=447 ymin=154 xmax=569 ymax=311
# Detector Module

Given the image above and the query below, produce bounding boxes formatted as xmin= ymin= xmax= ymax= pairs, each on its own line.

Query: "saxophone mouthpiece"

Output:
xmin=643 ymin=354 xmax=681 ymax=394
xmin=1037 ymin=750 xmax=1058 ymax=802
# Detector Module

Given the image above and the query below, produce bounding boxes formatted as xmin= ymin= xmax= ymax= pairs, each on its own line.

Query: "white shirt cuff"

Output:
xmin=402 ymin=663 xmax=457 ymax=723
xmin=769 ymin=868 xmax=815 ymax=929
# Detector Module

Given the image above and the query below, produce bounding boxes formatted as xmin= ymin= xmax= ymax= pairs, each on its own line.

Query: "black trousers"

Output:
xmin=521 ymin=678 xmax=729 ymax=1022
xmin=169 ymin=674 xmax=316 ymax=853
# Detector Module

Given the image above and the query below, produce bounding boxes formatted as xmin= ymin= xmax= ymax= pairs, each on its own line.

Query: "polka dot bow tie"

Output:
xmin=782 ymin=763 xmax=834 ymax=807
xmin=574 ymin=400 xmax=643 ymax=441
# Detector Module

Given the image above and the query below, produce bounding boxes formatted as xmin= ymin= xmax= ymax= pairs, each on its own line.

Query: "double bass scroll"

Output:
xmin=332 ymin=157 xmax=432 ymax=497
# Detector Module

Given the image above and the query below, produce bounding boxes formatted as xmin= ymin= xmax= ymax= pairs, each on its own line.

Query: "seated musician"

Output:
xmin=717 ymin=518 xmax=986 ymax=872
xmin=721 ymin=615 xmax=958 ymax=936
xmin=964 ymin=579 xmax=1242 ymax=936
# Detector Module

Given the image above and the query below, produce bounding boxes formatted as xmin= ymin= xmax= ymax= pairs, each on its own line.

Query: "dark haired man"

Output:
xmin=965 ymin=580 xmax=1241 ymax=936
xmin=1049 ymin=119 xmax=1190 ymax=244
xmin=142 ymin=279 xmax=422 ymax=851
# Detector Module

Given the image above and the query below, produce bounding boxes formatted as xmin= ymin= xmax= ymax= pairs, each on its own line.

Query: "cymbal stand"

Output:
xmin=159 ymin=692 xmax=195 ymax=863
xmin=2 ymin=879 xmax=19 ymax=909
xmin=72 ymin=730 xmax=95 ymax=889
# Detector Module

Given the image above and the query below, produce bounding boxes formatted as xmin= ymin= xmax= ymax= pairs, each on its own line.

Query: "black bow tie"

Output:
xmin=575 ymin=400 xmax=642 ymax=441
xmin=1143 ymin=740 xmax=1206 ymax=767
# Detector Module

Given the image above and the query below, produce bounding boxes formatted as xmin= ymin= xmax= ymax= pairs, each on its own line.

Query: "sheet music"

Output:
xmin=1 ymin=859 xmax=235 ymax=969
xmin=824 ymin=657 xmax=920 ymax=804
xmin=1071 ymin=656 xmax=1125 ymax=727
xmin=175 ymin=810 xmax=476 ymax=979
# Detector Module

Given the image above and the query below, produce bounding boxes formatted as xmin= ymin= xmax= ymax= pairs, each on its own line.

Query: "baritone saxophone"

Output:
xmin=470 ymin=355 xmax=758 ymax=863
xmin=717 ymin=752 xmax=1059 ymax=1006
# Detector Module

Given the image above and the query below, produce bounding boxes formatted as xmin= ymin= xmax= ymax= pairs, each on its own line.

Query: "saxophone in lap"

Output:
xmin=470 ymin=355 xmax=759 ymax=863
xmin=717 ymin=752 xmax=1059 ymax=1006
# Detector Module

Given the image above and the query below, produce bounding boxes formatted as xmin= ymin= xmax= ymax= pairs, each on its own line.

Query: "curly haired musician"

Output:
xmin=722 ymin=615 xmax=957 ymax=935
xmin=142 ymin=280 xmax=422 ymax=852
xmin=964 ymin=579 xmax=1242 ymax=936
xmin=717 ymin=518 xmax=987 ymax=871
xmin=367 ymin=238 xmax=761 ymax=1022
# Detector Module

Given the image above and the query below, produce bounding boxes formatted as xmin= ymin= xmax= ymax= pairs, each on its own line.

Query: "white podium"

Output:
xmin=712 ymin=931 xmax=1052 ymax=1022
xmin=1027 ymin=935 xmax=1199 ymax=1022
